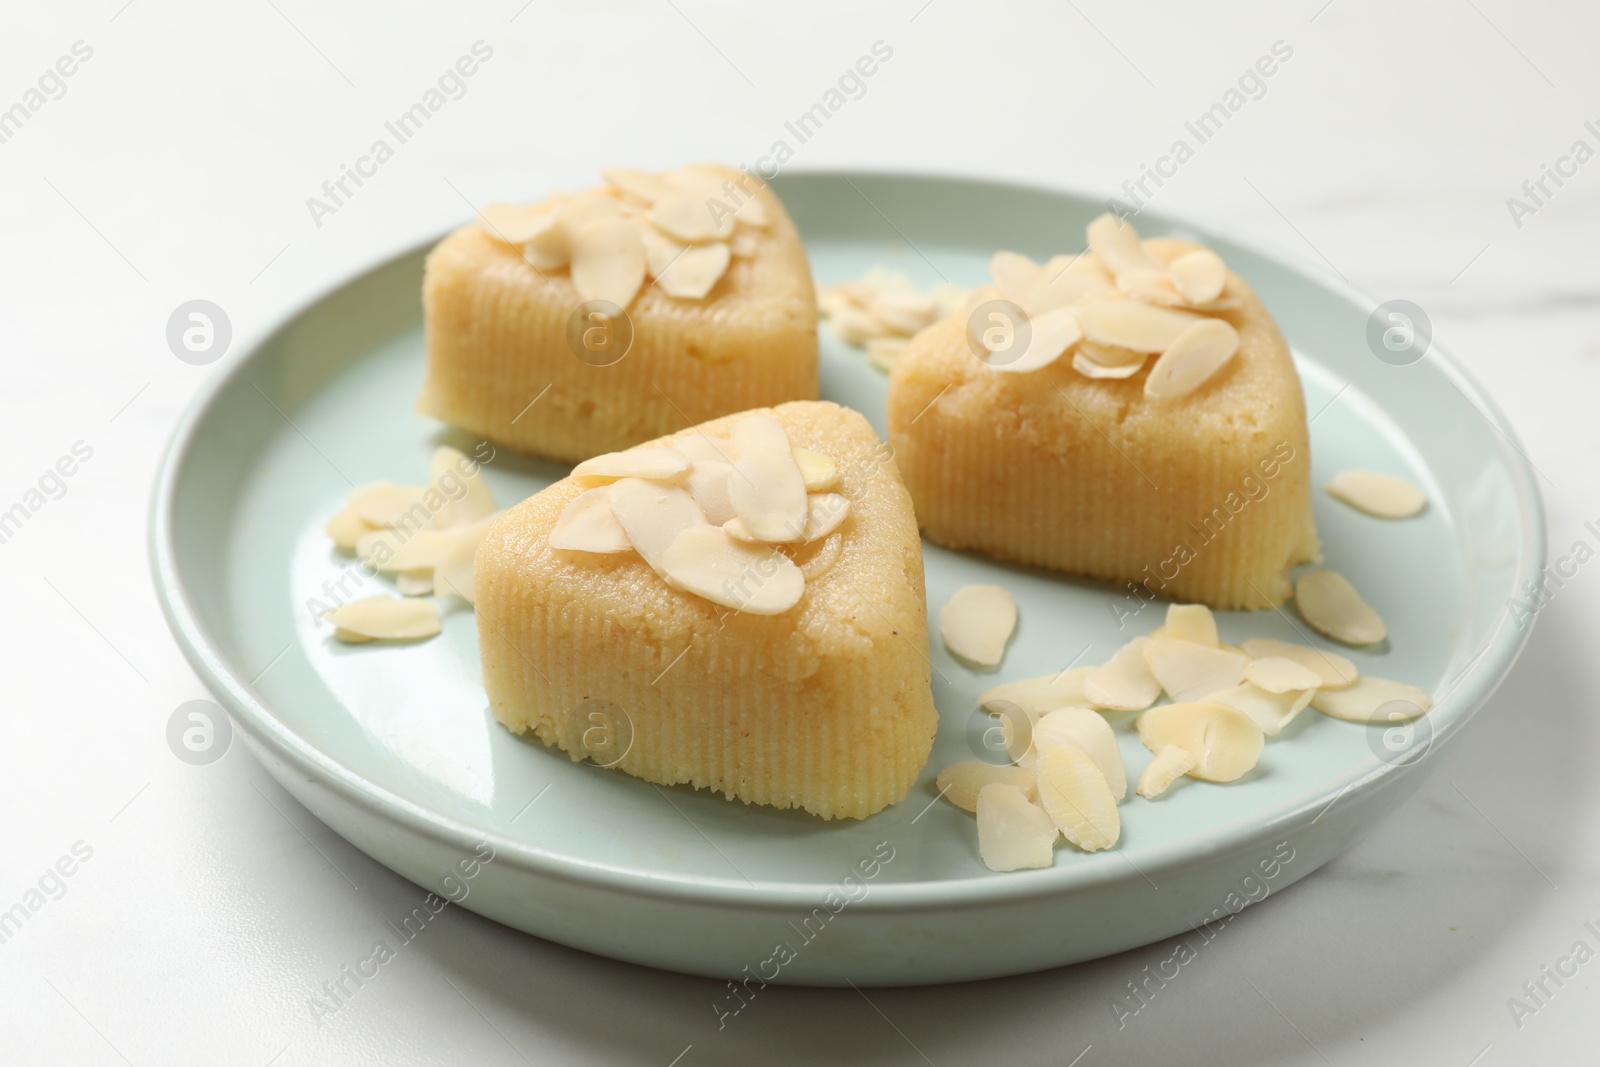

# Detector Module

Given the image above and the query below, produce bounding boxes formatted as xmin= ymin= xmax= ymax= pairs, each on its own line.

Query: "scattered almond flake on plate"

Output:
xmin=866 ymin=337 xmax=909 ymax=373
xmin=325 ymin=505 xmax=372 ymax=551
xmin=606 ymin=478 xmax=707 ymax=573
xmin=939 ymin=584 xmax=1018 ymax=667
xmin=1137 ymin=701 xmax=1264 ymax=782
xmin=395 ymin=570 xmax=434 ymax=597
xmin=1295 ymin=569 xmax=1387 ymax=645
xmin=356 ymin=528 xmax=456 ymax=573
xmin=655 ymin=241 xmax=730 ymax=300
xmin=1164 ymin=603 xmax=1219 ymax=647
xmin=1086 ymin=212 xmax=1165 ymax=279
xmin=1208 ymin=683 xmax=1313 ymax=737
xmin=1144 ymin=318 xmax=1240 ymax=401
xmin=1076 ymin=299 xmax=1202 ymax=354
xmin=976 ymin=784 xmax=1058 ymax=872
xmin=1137 ymin=745 xmax=1196 ymax=799
xmin=728 ymin=447 xmax=809 ymax=542
xmin=684 ymin=460 xmax=737 ymax=525
xmin=325 ymin=596 xmax=441 ymax=642
xmin=995 ymin=701 xmax=1041 ymax=766
xmin=1239 ymin=638 xmax=1360 ymax=689
xmin=434 ymin=517 xmax=497 ymax=603
xmin=790 ymin=448 xmax=837 ymax=491
xmin=350 ymin=482 xmax=428 ymax=528
xmin=870 ymin=291 xmax=941 ymax=335
xmin=1084 ymin=636 xmax=1161 ymax=712
xmin=1169 ymin=249 xmax=1227 ymax=304
xmin=1310 ymin=676 xmax=1432 ymax=723
xmin=985 ymin=306 xmax=1081 ymax=374
xmin=659 ymin=525 xmax=804 ymax=615
xmin=549 ymin=487 xmax=633 ymax=553
xmin=1325 ymin=469 xmax=1428 ymax=519
xmin=979 ymin=667 xmax=1094 ymax=714
xmin=937 ymin=761 xmax=1037 ymax=813
xmin=1245 ymin=656 xmax=1324 ymax=694
xmin=1033 ymin=708 xmax=1127 ymax=800
xmin=1034 ymin=743 xmax=1120 ymax=851
xmin=828 ymin=303 xmax=890 ymax=345
xmin=569 ymin=217 xmax=648 ymax=308
xmin=428 ymin=446 xmax=497 ymax=529
xmin=1142 ymin=637 xmax=1250 ymax=704
xmin=572 ymin=446 xmax=691 ymax=483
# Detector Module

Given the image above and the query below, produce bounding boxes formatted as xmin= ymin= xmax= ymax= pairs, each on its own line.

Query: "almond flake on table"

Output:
xmin=1137 ymin=701 xmax=1263 ymax=782
xmin=939 ymin=584 xmax=1019 ymax=667
xmin=1325 ymin=469 xmax=1428 ymax=519
xmin=1295 ymin=569 xmax=1387 ymax=645
xmin=1035 ymin=743 xmax=1120 ymax=852
xmin=325 ymin=596 xmax=441 ymax=642
xmin=937 ymin=761 xmax=1037 ymax=813
xmin=977 ymin=783 xmax=1058 ymax=872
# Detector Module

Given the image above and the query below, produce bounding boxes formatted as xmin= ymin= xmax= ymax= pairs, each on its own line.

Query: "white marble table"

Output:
xmin=2 ymin=1 xmax=1595 ymax=1063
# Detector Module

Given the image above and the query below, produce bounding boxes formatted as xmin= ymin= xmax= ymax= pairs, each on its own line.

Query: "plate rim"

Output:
xmin=150 ymin=167 xmax=1547 ymax=911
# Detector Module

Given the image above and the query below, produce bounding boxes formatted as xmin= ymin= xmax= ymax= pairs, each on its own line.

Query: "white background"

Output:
xmin=2 ymin=1 xmax=1597 ymax=1064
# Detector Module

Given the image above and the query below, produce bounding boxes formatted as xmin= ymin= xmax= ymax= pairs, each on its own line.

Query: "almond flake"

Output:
xmin=976 ymin=784 xmax=1058 ymax=871
xmin=655 ymin=240 xmax=730 ymax=300
xmin=523 ymin=216 xmax=570 ymax=271
xmin=932 ymin=282 xmax=973 ymax=316
xmin=729 ymin=230 xmax=760 ymax=258
xmin=1169 ymin=249 xmax=1227 ymax=304
xmin=730 ymin=414 xmax=790 ymax=455
xmin=550 ymin=487 xmax=633 ymax=553
xmin=1086 ymin=213 xmax=1164 ymax=279
xmin=728 ymin=446 xmax=808 ymax=542
xmin=434 ymin=515 xmax=497 ymax=604
xmin=602 ymin=166 xmax=672 ymax=204
xmin=325 ymin=505 xmax=372 ymax=550
xmin=828 ymin=304 xmax=890 ymax=345
xmin=395 ymin=571 xmax=433 ymax=597
xmin=572 ymin=446 xmax=691 ymax=483
xmin=1137 ymin=701 xmax=1264 ymax=782
xmin=1325 ymin=470 xmax=1428 ymax=519
xmin=479 ymin=202 xmax=556 ymax=244
xmin=1023 ymin=254 xmax=1117 ymax=313
xmin=801 ymin=493 xmax=850 ymax=541
xmin=658 ymin=524 xmax=804 ymax=615
xmin=324 ymin=596 xmax=441 ymax=642
xmin=797 ymin=532 xmax=843 ymax=581
xmin=1209 ymin=683 xmax=1313 ymax=736
xmin=673 ymin=434 xmax=736 ymax=465
xmin=867 ymin=337 xmax=908 ymax=373
xmin=1084 ymin=637 xmax=1161 ymax=712
xmin=662 ymin=166 xmax=766 ymax=227
xmin=938 ymin=761 xmax=1037 ymax=812
xmin=1165 ymin=603 xmax=1219 ymax=647
xmin=634 ymin=218 xmax=686 ymax=279
xmin=979 ymin=667 xmax=1094 ymax=714
xmin=1245 ymin=656 xmax=1324 ymax=694
xmin=1116 ymin=267 xmax=1188 ymax=307
xmin=1077 ymin=299 xmax=1203 ymax=354
xmin=569 ymin=218 xmax=647 ymax=308
xmin=1034 ymin=707 xmax=1127 ymax=800
xmin=1034 ymin=743 xmax=1120 ymax=851
xmin=985 ymin=306 xmax=1081 ymax=374
xmin=1311 ymin=676 xmax=1432 ymax=723
xmin=1072 ymin=347 xmax=1146 ymax=379
xmin=356 ymin=528 xmax=455 ymax=573
xmin=1239 ymin=638 xmax=1359 ymax=689
xmin=994 ymin=701 xmax=1040 ymax=765
xmin=790 ymin=448 xmax=838 ymax=491
xmin=606 ymin=478 xmax=706 ymax=572
xmin=351 ymin=482 xmax=428 ymax=528
xmin=989 ymin=251 xmax=1042 ymax=304
xmin=685 ymin=460 xmax=736 ymax=525
xmin=650 ymin=191 xmax=734 ymax=244
xmin=1144 ymin=318 xmax=1241 ymax=401
xmin=869 ymin=290 xmax=941 ymax=335
xmin=1295 ymin=569 xmax=1386 ymax=645
xmin=1143 ymin=637 xmax=1249 ymax=704
xmin=1137 ymin=745 xmax=1196 ymax=799
xmin=939 ymin=584 xmax=1018 ymax=667
xmin=428 ymin=447 xmax=497 ymax=529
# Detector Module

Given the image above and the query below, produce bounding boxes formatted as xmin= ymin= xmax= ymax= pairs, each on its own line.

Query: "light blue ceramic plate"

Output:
xmin=152 ymin=173 xmax=1543 ymax=986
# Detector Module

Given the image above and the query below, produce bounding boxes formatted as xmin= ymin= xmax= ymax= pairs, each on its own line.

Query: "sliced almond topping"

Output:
xmin=662 ymin=166 xmax=766 ymax=227
xmin=634 ymin=218 xmax=686 ymax=279
xmin=523 ymin=216 xmax=570 ymax=271
xmin=569 ymin=218 xmax=647 ymax=308
xmin=1084 ymin=637 xmax=1161 ymax=712
xmin=684 ymin=460 xmax=736 ymax=526
xmin=1325 ymin=470 xmax=1428 ymax=519
xmin=729 ymin=229 xmax=760 ymax=258
xmin=730 ymin=414 xmax=790 ymax=455
xmin=324 ymin=596 xmax=441 ymax=642
xmin=325 ymin=505 xmax=372 ymax=551
xmin=672 ymin=434 xmax=736 ymax=465
xmin=866 ymin=337 xmax=908 ymax=374
xmin=937 ymin=761 xmax=1037 ymax=813
xmin=1144 ymin=318 xmax=1240 ymax=401
xmin=654 ymin=240 xmax=730 ymax=300
xmin=989 ymin=251 xmax=1042 ymax=304
xmin=351 ymin=483 xmax=428 ymax=528
xmin=790 ymin=448 xmax=838 ymax=491
xmin=606 ymin=478 xmax=706 ymax=572
xmin=549 ymin=487 xmax=633 ymax=553
xmin=1209 ymin=683 xmax=1313 ymax=737
xmin=1034 ymin=743 xmax=1120 ymax=851
xmin=572 ymin=446 xmax=691 ymax=483
xmin=985 ymin=306 xmax=1081 ymax=374
xmin=650 ymin=191 xmax=734 ymax=244
xmin=1169 ymin=249 xmax=1227 ymax=304
xmin=1137 ymin=701 xmax=1264 ymax=782
xmin=1076 ymin=299 xmax=1202 ymax=354
xmin=602 ymin=166 xmax=672 ymax=204
xmin=1295 ymin=569 xmax=1387 ymax=645
xmin=1137 ymin=745 xmax=1196 ymax=799
xmin=1311 ymin=676 xmax=1432 ymax=723
xmin=1034 ymin=708 xmax=1127 ymax=800
xmin=797 ymin=531 xmax=843 ymax=581
xmin=800 ymin=493 xmax=850 ymax=541
xmin=395 ymin=571 xmax=433 ymax=597
xmin=1143 ymin=637 xmax=1250 ymax=704
xmin=979 ymin=667 xmax=1094 ymax=714
xmin=976 ymin=784 xmax=1058 ymax=871
xmin=1072 ymin=346 xmax=1146 ymax=379
xmin=728 ymin=446 xmax=808 ymax=542
xmin=658 ymin=524 xmax=803 ymax=615
xmin=939 ymin=584 xmax=1018 ymax=667
xmin=1086 ymin=213 xmax=1164 ymax=279
xmin=1164 ymin=603 xmax=1219 ymax=647
xmin=1239 ymin=638 xmax=1359 ymax=689
xmin=560 ymin=193 xmax=626 ymax=229
xmin=1115 ymin=267 xmax=1188 ymax=307
xmin=1245 ymin=657 xmax=1324 ymax=694
xmin=428 ymin=446 xmax=497 ymax=529
xmin=479 ymin=202 xmax=557 ymax=244
xmin=1023 ymin=254 xmax=1117 ymax=313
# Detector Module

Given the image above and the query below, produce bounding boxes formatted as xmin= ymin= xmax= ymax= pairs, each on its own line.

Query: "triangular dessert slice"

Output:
xmin=475 ymin=400 xmax=937 ymax=820
xmin=886 ymin=215 xmax=1319 ymax=610
xmin=418 ymin=164 xmax=818 ymax=464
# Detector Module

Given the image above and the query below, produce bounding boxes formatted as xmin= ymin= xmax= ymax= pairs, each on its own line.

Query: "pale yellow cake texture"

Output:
xmin=887 ymin=238 xmax=1319 ymax=610
xmin=418 ymin=167 xmax=818 ymax=464
xmin=475 ymin=400 xmax=937 ymax=820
